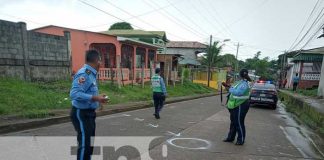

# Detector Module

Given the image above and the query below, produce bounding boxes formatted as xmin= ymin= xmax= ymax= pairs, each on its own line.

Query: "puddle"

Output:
xmin=276 ymin=101 xmax=324 ymax=159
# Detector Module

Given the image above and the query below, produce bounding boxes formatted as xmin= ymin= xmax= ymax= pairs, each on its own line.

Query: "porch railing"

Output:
xmin=301 ymin=73 xmax=321 ymax=81
xmin=98 ymin=68 xmax=130 ymax=81
xmin=135 ymin=68 xmax=151 ymax=79
xmin=98 ymin=68 xmax=153 ymax=81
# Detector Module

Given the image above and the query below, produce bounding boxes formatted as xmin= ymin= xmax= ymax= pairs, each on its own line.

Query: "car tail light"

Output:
xmin=268 ymin=89 xmax=277 ymax=95
xmin=251 ymin=90 xmax=257 ymax=94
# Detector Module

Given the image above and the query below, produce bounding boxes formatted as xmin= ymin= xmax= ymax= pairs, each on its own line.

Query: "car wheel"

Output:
xmin=271 ymin=104 xmax=277 ymax=110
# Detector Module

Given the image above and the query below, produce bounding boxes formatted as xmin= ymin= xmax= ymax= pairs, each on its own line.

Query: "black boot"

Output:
xmin=235 ymin=141 xmax=244 ymax=145
xmin=222 ymin=138 xmax=234 ymax=142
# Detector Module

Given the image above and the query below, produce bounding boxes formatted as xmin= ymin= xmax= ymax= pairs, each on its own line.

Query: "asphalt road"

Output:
xmin=2 ymin=96 xmax=323 ymax=160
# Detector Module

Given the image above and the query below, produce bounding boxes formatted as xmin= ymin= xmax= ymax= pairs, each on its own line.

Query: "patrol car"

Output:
xmin=249 ymin=81 xmax=278 ymax=110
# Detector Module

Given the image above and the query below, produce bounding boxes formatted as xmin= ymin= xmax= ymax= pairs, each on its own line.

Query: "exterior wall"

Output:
xmin=166 ymin=48 xmax=200 ymax=65
xmin=318 ymin=56 xmax=324 ymax=97
xmin=286 ymin=66 xmax=294 ymax=88
xmin=34 ymin=27 xmax=121 ymax=74
xmin=0 ymin=20 xmax=70 ymax=81
xmin=157 ymin=54 xmax=174 ymax=80
xmin=292 ymin=61 xmax=322 ymax=89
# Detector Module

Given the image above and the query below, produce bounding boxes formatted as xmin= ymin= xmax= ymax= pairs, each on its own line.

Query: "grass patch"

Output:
xmin=0 ymin=78 xmax=215 ymax=118
xmin=287 ymin=88 xmax=318 ymax=97
xmin=279 ymin=92 xmax=324 ymax=137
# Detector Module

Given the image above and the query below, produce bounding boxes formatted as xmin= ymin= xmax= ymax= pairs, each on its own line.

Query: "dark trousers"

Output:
xmin=226 ymin=101 xmax=250 ymax=143
xmin=71 ymin=107 xmax=96 ymax=160
xmin=153 ymin=92 xmax=165 ymax=115
xmin=293 ymin=82 xmax=298 ymax=91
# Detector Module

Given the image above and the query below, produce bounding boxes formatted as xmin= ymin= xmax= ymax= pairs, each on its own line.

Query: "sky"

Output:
xmin=1 ymin=0 xmax=324 ymax=60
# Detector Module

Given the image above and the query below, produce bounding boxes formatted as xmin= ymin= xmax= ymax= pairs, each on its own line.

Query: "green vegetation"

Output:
xmin=0 ymin=78 xmax=214 ymax=117
xmin=279 ymin=92 xmax=324 ymax=137
xmin=287 ymin=88 xmax=318 ymax=97
xmin=108 ymin=22 xmax=133 ymax=30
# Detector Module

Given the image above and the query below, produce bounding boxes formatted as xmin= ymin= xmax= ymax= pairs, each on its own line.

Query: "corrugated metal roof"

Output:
xmin=166 ymin=41 xmax=207 ymax=49
xmin=292 ymin=53 xmax=323 ymax=62
xmin=101 ymin=30 xmax=167 ymax=41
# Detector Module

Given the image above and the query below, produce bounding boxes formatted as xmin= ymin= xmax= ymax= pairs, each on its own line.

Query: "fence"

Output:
xmin=192 ymin=68 xmax=227 ymax=90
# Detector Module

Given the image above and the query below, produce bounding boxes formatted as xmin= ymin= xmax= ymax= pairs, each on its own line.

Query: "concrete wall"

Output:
xmin=0 ymin=20 xmax=71 ymax=81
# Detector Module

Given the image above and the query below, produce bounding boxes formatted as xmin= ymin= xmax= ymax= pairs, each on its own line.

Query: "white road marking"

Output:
xmin=134 ymin=118 xmax=144 ymax=121
xmin=147 ymin=124 xmax=159 ymax=128
xmin=166 ymin=131 xmax=181 ymax=137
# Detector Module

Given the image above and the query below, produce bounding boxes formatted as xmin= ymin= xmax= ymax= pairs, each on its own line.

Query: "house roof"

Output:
xmin=292 ymin=47 xmax=324 ymax=62
xmin=117 ymin=37 xmax=161 ymax=49
xmin=101 ymin=30 xmax=168 ymax=42
xmin=31 ymin=25 xmax=117 ymax=37
xmin=166 ymin=41 xmax=207 ymax=49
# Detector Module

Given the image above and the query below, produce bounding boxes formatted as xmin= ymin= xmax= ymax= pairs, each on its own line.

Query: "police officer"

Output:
xmin=70 ymin=50 xmax=108 ymax=160
xmin=151 ymin=68 xmax=167 ymax=119
xmin=223 ymin=69 xmax=251 ymax=145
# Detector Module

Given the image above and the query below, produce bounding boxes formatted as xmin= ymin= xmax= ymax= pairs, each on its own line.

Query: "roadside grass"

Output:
xmin=278 ymin=92 xmax=324 ymax=137
xmin=0 ymin=78 xmax=215 ymax=118
xmin=286 ymin=88 xmax=318 ymax=97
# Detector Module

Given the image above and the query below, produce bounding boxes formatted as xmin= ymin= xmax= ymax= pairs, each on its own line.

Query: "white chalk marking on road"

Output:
xmin=98 ymin=114 xmax=130 ymax=120
xmin=122 ymin=114 xmax=131 ymax=117
xmin=120 ymin=128 xmax=126 ymax=131
xmin=166 ymin=131 xmax=181 ymax=137
xmin=134 ymin=118 xmax=144 ymax=121
xmin=279 ymin=152 xmax=294 ymax=157
xmin=110 ymin=122 xmax=121 ymax=126
xmin=162 ymin=144 xmax=168 ymax=157
xmin=167 ymin=138 xmax=211 ymax=150
xmin=147 ymin=124 xmax=159 ymax=128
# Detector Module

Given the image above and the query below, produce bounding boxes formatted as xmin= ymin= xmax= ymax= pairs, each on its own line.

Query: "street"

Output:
xmin=3 ymin=96 xmax=323 ymax=160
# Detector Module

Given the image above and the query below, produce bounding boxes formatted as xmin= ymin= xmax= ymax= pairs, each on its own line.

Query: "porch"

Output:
xmin=90 ymin=37 xmax=159 ymax=84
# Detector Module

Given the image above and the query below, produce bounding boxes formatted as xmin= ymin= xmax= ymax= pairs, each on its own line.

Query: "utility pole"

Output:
xmin=207 ymin=35 xmax=212 ymax=87
xmin=234 ymin=43 xmax=241 ymax=81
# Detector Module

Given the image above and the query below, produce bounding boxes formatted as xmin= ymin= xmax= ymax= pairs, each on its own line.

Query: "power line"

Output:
xmin=186 ymin=0 xmax=228 ymax=38
xmin=164 ymin=0 xmax=209 ymax=35
xmin=290 ymin=7 xmax=324 ymax=51
xmin=288 ymin=0 xmax=322 ymax=51
xmin=102 ymin=0 xmax=187 ymax=40
xmin=78 ymin=0 xmax=194 ymax=41
xmin=143 ymin=0 xmax=207 ymax=39
xmin=79 ymin=0 xmax=185 ymax=30
xmin=195 ymin=0 xmax=235 ymax=39
xmin=0 ymin=12 xmax=46 ymax=25
xmin=299 ymin=21 xmax=324 ymax=51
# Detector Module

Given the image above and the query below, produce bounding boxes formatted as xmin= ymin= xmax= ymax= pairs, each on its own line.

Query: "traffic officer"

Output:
xmin=151 ymin=68 xmax=167 ymax=119
xmin=70 ymin=50 xmax=108 ymax=160
xmin=223 ymin=68 xmax=251 ymax=145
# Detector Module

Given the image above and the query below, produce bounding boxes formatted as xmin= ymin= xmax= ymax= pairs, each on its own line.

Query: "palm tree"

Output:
xmin=201 ymin=41 xmax=223 ymax=68
xmin=200 ymin=41 xmax=223 ymax=86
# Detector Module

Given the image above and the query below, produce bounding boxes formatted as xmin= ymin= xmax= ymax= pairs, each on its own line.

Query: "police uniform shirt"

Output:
xmin=70 ymin=64 xmax=99 ymax=109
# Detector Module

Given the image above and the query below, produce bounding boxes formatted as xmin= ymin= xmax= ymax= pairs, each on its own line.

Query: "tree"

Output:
xmin=216 ymin=54 xmax=237 ymax=68
xmin=200 ymin=41 xmax=223 ymax=68
xmin=109 ymin=22 xmax=133 ymax=30
xmin=242 ymin=51 xmax=278 ymax=80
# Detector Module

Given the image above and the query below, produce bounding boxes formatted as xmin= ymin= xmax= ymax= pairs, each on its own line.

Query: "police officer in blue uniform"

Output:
xmin=223 ymin=69 xmax=251 ymax=145
xmin=70 ymin=50 xmax=108 ymax=160
xmin=151 ymin=68 xmax=167 ymax=119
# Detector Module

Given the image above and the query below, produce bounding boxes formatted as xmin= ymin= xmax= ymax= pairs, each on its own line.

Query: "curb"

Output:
xmin=0 ymin=93 xmax=218 ymax=134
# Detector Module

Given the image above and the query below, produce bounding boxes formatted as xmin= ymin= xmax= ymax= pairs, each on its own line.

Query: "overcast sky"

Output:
xmin=1 ymin=0 xmax=324 ymax=60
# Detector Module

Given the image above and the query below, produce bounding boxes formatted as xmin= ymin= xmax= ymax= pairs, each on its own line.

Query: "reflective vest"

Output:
xmin=151 ymin=74 xmax=162 ymax=92
xmin=227 ymin=80 xmax=250 ymax=109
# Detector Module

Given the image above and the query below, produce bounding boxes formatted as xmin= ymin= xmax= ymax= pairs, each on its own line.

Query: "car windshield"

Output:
xmin=252 ymin=83 xmax=276 ymax=90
